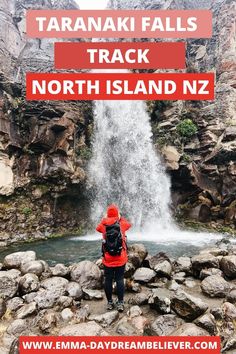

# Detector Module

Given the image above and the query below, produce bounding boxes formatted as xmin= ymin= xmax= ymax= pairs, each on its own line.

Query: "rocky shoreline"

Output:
xmin=1 ymin=243 xmax=236 ymax=353
xmin=0 ymin=0 xmax=236 ymax=247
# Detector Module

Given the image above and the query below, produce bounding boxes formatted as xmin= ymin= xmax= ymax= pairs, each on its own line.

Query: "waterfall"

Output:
xmin=88 ymin=99 xmax=173 ymax=230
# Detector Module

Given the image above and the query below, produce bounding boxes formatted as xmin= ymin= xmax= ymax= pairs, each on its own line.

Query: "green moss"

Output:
xmin=50 ymin=227 xmax=85 ymax=239
xmin=22 ymin=207 xmax=32 ymax=216
xmin=216 ymin=225 xmax=236 ymax=236
xmin=77 ymin=146 xmax=92 ymax=160
xmin=34 ymin=184 xmax=50 ymax=194
xmin=182 ymin=153 xmax=192 ymax=163
xmin=176 ymin=218 xmax=236 ymax=236
xmin=156 ymin=137 xmax=168 ymax=148
xmin=178 ymin=203 xmax=191 ymax=211
xmin=22 ymin=147 xmax=35 ymax=155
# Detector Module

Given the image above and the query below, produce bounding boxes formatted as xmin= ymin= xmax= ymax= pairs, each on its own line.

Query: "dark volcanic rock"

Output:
xmin=0 ymin=270 xmax=20 ymax=299
xmin=220 ymin=256 xmax=236 ymax=279
xmin=191 ymin=254 xmax=220 ymax=276
xmin=147 ymin=314 xmax=184 ymax=336
xmin=170 ymin=323 xmax=210 ymax=336
xmin=171 ymin=291 xmax=208 ymax=320
xmin=0 ymin=0 xmax=93 ymax=244
xmin=194 ymin=313 xmax=217 ymax=335
xmin=149 ymin=252 xmax=172 ymax=279
xmin=201 ymin=275 xmax=231 ymax=298
xmin=133 ymin=268 xmax=156 ymax=283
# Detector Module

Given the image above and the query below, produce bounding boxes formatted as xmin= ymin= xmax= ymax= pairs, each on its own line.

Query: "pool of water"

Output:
xmin=0 ymin=228 xmax=224 ymax=266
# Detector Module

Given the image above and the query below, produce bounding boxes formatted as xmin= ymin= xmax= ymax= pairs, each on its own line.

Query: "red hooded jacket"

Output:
xmin=96 ymin=205 xmax=131 ymax=267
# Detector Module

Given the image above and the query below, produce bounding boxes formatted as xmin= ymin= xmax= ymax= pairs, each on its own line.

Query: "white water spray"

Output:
xmin=85 ymin=97 xmax=222 ymax=246
xmin=88 ymin=99 xmax=173 ymax=230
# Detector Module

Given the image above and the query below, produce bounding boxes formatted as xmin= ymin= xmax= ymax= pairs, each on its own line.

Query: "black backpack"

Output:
xmin=102 ymin=221 xmax=123 ymax=256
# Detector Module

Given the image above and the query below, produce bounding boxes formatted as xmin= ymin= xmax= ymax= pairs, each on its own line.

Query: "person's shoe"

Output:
xmin=116 ymin=301 xmax=124 ymax=312
xmin=107 ymin=301 xmax=114 ymax=311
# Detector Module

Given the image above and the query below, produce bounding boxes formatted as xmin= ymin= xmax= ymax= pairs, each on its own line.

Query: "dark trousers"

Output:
xmin=104 ymin=265 xmax=125 ymax=303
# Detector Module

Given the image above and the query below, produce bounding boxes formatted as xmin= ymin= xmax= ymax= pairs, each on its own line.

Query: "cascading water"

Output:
xmin=87 ymin=0 xmax=173 ymax=230
xmin=86 ymin=99 xmax=221 ymax=247
xmin=88 ymin=99 xmax=173 ymax=230
xmin=83 ymin=0 xmax=222 ymax=247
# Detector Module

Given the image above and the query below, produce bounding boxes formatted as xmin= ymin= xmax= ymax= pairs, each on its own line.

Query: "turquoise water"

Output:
xmin=0 ymin=232 xmax=221 ymax=266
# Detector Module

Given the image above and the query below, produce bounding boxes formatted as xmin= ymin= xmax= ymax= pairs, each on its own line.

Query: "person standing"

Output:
xmin=96 ymin=204 xmax=131 ymax=312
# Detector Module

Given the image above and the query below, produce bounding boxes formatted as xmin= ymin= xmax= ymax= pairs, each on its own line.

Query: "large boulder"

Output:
xmin=133 ymin=268 xmax=156 ymax=283
xmin=199 ymin=268 xmax=223 ymax=280
xmin=191 ymin=254 xmax=220 ymax=276
xmin=116 ymin=318 xmax=137 ymax=335
xmin=0 ymin=270 xmax=20 ymax=299
xmin=41 ymin=277 xmax=68 ymax=297
xmin=6 ymin=319 xmax=28 ymax=337
xmin=59 ymin=321 xmax=108 ymax=336
xmin=128 ymin=292 xmax=150 ymax=306
xmin=149 ymin=252 xmax=172 ymax=278
xmin=195 ymin=313 xmax=217 ymax=335
xmin=33 ymin=290 xmax=59 ymax=310
xmin=146 ymin=315 xmax=184 ymax=336
xmin=19 ymin=273 xmax=39 ymax=294
xmin=3 ymin=251 xmax=36 ymax=270
xmin=16 ymin=302 xmax=37 ymax=319
xmin=21 ymin=261 xmax=46 ymax=276
xmin=222 ymin=302 xmax=236 ymax=321
xmin=174 ymin=257 xmax=192 ymax=274
xmin=128 ymin=244 xmax=148 ymax=268
xmin=170 ymin=323 xmax=210 ymax=336
xmin=65 ymin=282 xmax=83 ymax=300
xmin=220 ymin=256 xmax=236 ymax=278
xmin=226 ymin=289 xmax=236 ymax=303
xmin=51 ymin=264 xmax=69 ymax=277
xmin=7 ymin=297 xmax=24 ymax=312
xmin=171 ymin=291 xmax=208 ymax=320
xmin=201 ymin=275 xmax=231 ymax=298
xmin=70 ymin=261 xmax=102 ymax=289
xmin=89 ymin=311 xmax=119 ymax=327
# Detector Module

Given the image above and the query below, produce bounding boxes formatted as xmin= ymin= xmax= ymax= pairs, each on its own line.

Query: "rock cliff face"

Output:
xmin=0 ymin=0 xmax=93 ymax=245
xmin=110 ymin=0 xmax=236 ymax=230
xmin=0 ymin=0 xmax=235 ymax=245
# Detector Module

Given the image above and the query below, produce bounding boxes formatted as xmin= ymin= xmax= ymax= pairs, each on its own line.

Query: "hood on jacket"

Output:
xmin=107 ymin=204 xmax=119 ymax=218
